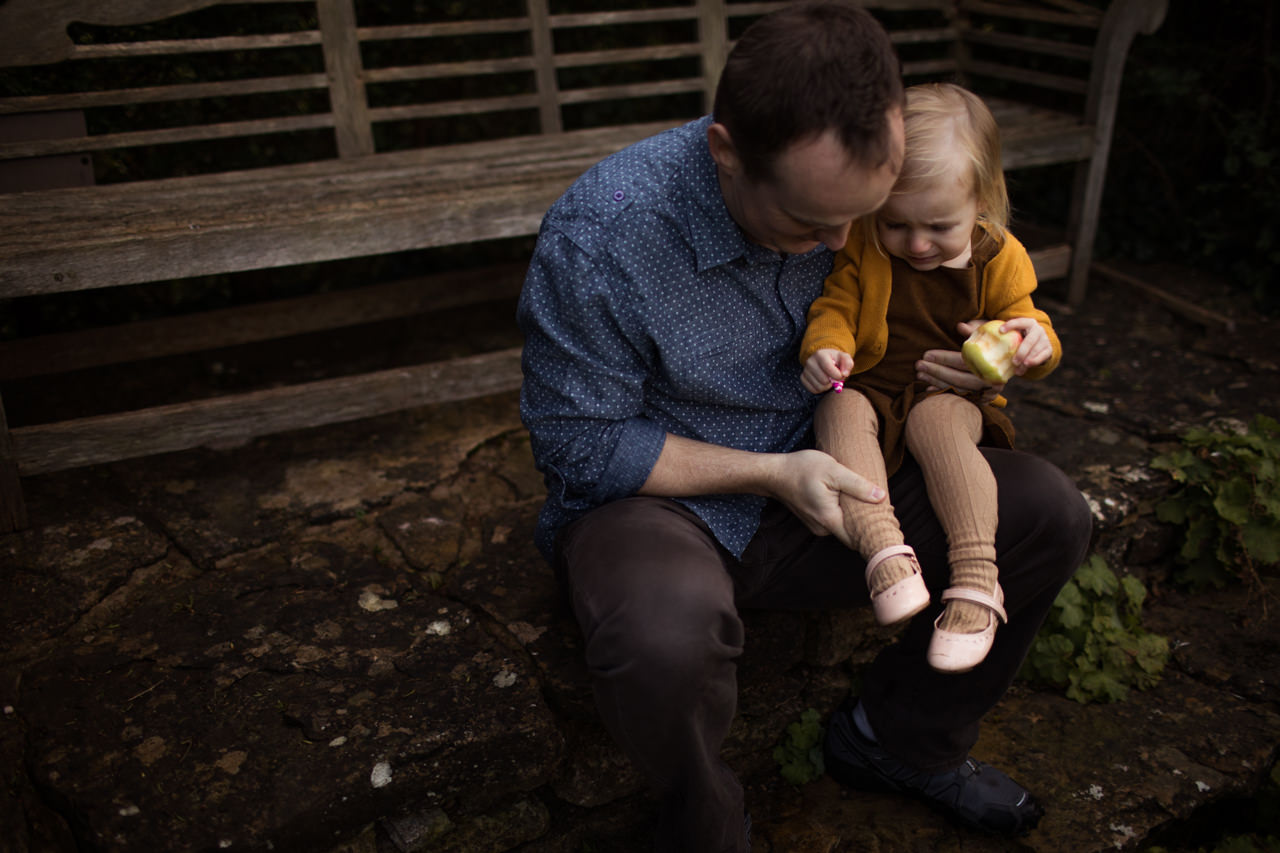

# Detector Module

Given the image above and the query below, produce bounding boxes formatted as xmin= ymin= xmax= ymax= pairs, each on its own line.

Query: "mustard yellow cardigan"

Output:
xmin=800 ymin=221 xmax=1061 ymax=381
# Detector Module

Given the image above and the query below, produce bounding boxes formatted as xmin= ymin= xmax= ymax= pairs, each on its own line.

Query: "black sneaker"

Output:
xmin=824 ymin=704 xmax=1044 ymax=836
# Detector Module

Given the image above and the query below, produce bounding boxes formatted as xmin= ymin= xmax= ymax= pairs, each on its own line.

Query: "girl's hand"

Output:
xmin=999 ymin=317 xmax=1052 ymax=373
xmin=917 ymin=319 xmax=1002 ymax=400
xmin=801 ymin=348 xmax=854 ymax=394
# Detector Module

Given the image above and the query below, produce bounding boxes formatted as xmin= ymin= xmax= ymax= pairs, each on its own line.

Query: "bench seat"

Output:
xmin=0 ymin=121 xmax=681 ymax=296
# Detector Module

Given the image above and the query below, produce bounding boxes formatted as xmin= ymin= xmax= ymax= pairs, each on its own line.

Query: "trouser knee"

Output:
xmin=558 ymin=497 xmax=745 ymax=687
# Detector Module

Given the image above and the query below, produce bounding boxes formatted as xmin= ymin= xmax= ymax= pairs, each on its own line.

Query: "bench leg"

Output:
xmin=1065 ymin=156 xmax=1105 ymax=307
xmin=0 ymin=392 xmax=28 ymax=532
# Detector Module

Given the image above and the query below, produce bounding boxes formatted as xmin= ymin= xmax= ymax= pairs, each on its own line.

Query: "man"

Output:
xmin=517 ymin=3 xmax=1090 ymax=850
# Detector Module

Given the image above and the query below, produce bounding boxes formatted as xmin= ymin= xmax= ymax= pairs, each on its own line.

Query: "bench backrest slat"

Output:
xmin=63 ymin=32 xmax=322 ymax=60
xmin=318 ymin=0 xmax=373 ymax=157
xmin=960 ymin=0 xmax=1101 ymax=28
xmin=527 ymin=0 xmax=563 ymax=135
xmin=0 ymin=74 xmax=329 ymax=118
xmin=1 ymin=115 xmax=338 ymax=161
xmin=0 ymin=0 xmax=1127 ymax=187
xmin=0 ymin=0 xmax=738 ymax=183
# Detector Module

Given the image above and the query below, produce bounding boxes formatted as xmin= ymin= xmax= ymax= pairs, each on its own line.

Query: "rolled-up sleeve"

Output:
xmin=518 ymin=227 xmax=668 ymax=525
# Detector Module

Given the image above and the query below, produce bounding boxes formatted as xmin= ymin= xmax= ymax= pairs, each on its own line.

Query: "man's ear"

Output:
xmin=707 ymin=122 xmax=742 ymax=175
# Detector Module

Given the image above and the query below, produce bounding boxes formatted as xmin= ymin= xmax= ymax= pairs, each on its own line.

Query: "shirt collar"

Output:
xmin=683 ymin=119 xmax=753 ymax=272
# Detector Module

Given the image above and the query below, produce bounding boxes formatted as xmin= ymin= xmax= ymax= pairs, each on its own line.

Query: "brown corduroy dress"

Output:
xmin=846 ymin=228 xmax=1016 ymax=476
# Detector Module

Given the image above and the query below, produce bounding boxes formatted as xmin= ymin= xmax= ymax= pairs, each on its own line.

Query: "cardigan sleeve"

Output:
xmin=799 ymin=225 xmax=871 ymax=365
xmin=981 ymin=229 xmax=1062 ymax=380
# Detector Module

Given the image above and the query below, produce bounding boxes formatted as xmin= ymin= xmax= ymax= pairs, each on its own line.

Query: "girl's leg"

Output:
xmin=815 ymin=390 xmax=926 ymax=622
xmin=903 ymin=393 xmax=1000 ymax=637
xmin=740 ymin=447 xmax=1091 ymax=771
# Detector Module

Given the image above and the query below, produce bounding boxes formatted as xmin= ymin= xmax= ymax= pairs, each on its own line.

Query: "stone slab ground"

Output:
xmin=2 ymin=264 xmax=1279 ymax=852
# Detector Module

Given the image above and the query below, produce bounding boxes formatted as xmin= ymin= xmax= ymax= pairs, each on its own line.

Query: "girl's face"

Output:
xmin=875 ymin=172 xmax=981 ymax=271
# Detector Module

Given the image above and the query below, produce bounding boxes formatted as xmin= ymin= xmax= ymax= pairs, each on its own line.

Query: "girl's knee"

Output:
xmin=841 ymin=390 xmax=880 ymax=434
xmin=906 ymin=392 xmax=981 ymax=444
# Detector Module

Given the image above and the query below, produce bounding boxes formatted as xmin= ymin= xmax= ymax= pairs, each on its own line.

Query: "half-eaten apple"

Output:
xmin=962 ymin=320 xmax=1022 ymax=384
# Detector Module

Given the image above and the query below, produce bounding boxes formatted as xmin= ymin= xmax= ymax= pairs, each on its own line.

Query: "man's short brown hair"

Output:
xmin=713 ymin=1 xmax=904 ymax=181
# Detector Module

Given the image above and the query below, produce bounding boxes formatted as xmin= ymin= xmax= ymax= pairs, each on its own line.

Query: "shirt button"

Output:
xmin=613 ymin=190 xmax=625 ymax=201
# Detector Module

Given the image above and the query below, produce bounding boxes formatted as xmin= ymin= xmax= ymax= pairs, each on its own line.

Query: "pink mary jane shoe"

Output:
xmin=927 ymin=586 xmax=1008 ymax=673
xmin=866 ymin=544 xmax=930 ymax=626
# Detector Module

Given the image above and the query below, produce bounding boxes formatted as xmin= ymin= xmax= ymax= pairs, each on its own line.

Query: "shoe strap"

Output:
xmin=941 ymin=586 xmax=1007 ymax=623
xmin=864 ymin=544 xmax=918 ymax=585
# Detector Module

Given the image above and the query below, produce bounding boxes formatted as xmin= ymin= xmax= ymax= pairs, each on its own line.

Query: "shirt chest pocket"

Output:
xmin=658 ymin=326 xmax=757 ymax=405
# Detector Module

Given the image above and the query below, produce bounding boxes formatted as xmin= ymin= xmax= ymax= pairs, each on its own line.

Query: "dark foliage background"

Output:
xmin=1086 ymin=0 xmax=1278 ymax=309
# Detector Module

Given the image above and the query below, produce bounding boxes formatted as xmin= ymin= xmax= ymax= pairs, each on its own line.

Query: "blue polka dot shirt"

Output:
xmin=517 ymin=116 xmax=835 ymax=561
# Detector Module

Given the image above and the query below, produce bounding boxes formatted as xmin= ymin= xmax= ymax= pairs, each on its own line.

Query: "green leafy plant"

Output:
xmin=1021 ymin=556 xmax=1169 ymax=704
xmin=1151 ymin=414 xmax=1280 ymax=591
xmin=773 ymin=708 xmax=825 ymax=786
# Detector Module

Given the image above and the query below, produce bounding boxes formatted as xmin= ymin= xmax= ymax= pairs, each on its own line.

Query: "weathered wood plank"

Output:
xmin=0 ymin=75 xmax=330 ymax=116
xmin=0 ymin=0 xmax=308 ymax=67
xmin=11 ymin=348 xmax=524 ymax=476
xmin=862 ymin=0 xmax=951 ymax=9
xmin=698 ymin=0 xmax=729 ymax=112
xmin=318 ymin=0 xmax=374 ymax=157
xmin=548 ymin=9 xmax=701 ymax=27
xmin=959 ymin=0 xmax=1102 ymax=28
xmin=71 ymin=31 xmax=323 ymax=60
xmin=526 ymin=0 xmax=562 ymax=135
xmin=1091 ymin=262 xmax=1236 ymax=333
xmin=963 ymin=59 xmax=1091 ymax=95
xmin=357 ymin=18 xmax=532 ymax=41
xmin=723 ymin=2 xmax=790 ymax=19
xmin=1027 ymin=243 xmax=1071 ymax=282
xmin=367 ymin=94 xmax=544 ymax=123
xmin=0 ymin=263 xmax=527 ymax=380
xmin=0 ymin=394 xmax=28 ymax=532
xmin=889 ymin=27 xmax=960 ymax=47
xmin=0 ymin=121 xmax=679 ymax=296
xmin=0 ymin=113 xmax=337 ymax=160
xmin=552 ymin=44 xmax=705 ymax=69
xmin=363 ymin=57 xmax=535 ymax=84
xmin=961 ymin=28 xmax=1095 ymax=61
xmin=557 ymin=79 xmax=705 ymax=106
xmin=900 ymin=58 xmax=960 ymax=78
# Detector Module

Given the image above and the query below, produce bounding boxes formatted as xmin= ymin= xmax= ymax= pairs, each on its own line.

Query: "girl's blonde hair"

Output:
xmin=867 ymin=82 xmax=1009 ymax=243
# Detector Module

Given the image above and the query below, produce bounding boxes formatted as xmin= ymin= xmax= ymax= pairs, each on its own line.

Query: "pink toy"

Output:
xmin=831 ymin=379 xmax=844 ymax=393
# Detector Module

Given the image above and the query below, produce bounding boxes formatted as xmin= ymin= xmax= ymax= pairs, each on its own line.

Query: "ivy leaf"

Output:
xmin=1020 ymin=556 xmax=1169 ymax=704
xmin=1240 ymin=522 xmax=1280 ymax=566
xmin=1213 ymin=477 xmax=1256 ymax=525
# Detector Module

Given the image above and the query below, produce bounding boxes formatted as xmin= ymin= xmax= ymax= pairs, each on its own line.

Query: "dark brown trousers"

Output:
xmin=556 ymin=448 xmax=1092 ymax=852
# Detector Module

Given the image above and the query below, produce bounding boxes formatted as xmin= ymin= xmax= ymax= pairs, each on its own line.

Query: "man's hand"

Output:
xmin=640 ymin=434 xmax=883 ymax=545
xmin=762 ymin=448 xmax=885 ymax=544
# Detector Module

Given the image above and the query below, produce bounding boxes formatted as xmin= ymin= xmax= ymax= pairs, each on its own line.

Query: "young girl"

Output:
xmin=799 ymin=82 xmax=1061 ymax=672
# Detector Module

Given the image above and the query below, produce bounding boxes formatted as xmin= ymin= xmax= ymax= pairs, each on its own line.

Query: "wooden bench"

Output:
xmin=0 ymin=0 xmax=1165 ymax=531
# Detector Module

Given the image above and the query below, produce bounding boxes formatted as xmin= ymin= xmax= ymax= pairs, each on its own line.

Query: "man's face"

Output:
xmin=716 ymin=110 xmax=904 ymax=255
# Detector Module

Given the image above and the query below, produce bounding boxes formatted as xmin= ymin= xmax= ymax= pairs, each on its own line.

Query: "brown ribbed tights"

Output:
xmin=831 ymin=390 xmax=999 ymax=633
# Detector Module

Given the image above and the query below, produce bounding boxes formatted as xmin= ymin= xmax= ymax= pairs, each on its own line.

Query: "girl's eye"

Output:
xmin=882 ymin=222 xmax=905 ymax=230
